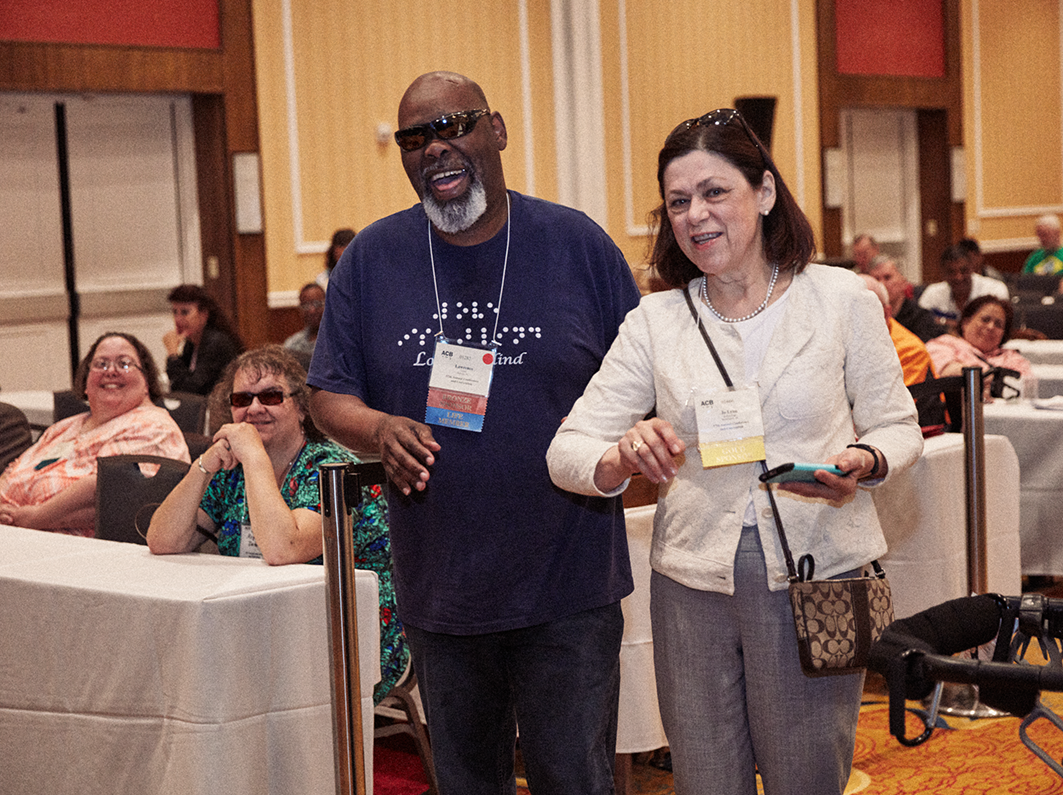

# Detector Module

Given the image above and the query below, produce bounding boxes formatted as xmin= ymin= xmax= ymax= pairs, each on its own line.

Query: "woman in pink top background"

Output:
xmin=0 ymin=332 xmax=189 ymax=535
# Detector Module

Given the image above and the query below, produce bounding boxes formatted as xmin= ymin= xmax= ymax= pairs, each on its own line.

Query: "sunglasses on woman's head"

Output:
xmin=229 ymin=388 xmax=291 ymax=408
xmin=394 ymin=108 xmax=490 ymax=152
xmin=669 ymin=108 xmax=768 ymax=166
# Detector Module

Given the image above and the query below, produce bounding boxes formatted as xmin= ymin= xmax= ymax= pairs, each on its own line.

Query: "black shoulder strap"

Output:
xmin=682 ymin=286 xmax=799 ymax=582
xmin=682 ymin=286 xmax=733 ymax=388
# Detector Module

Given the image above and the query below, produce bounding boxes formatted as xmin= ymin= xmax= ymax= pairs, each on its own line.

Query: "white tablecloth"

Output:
xmin=873 ymin=433 xmax=1022 ymax=619
xmin=617 ymin=504 xmax=668 ymax=754
xmin=1005 ymin=338 xmax=1063 ymax=365
xmin=1032 ymin=363 xmax=1063 ymax=398
xmin=984 ymin=401 xmax=1063 ymax=576
xmin=0 ymin=388 xmax=54 ymax=429
xmin=0 ymin=527 xmax=380 ymax=795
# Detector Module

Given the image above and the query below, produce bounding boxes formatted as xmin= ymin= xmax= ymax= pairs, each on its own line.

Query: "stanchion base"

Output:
xmin=924 ymin=683 xmax=1008 ymax=718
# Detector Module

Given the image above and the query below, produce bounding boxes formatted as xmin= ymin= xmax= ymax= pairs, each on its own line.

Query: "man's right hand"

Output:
xmin=308 ymin=389 xmax=443 ymax=497
xmin=373 ymin=415 xmax=441 ymax=495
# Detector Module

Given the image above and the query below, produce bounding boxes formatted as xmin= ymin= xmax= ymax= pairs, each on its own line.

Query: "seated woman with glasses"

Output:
xmin=146 ymin=345 xmax=408 ymax=701
xmin=0 ymin=332 xmax=190 ymax=535
xmin=925 ymin=294 xmax=1033 ymax=398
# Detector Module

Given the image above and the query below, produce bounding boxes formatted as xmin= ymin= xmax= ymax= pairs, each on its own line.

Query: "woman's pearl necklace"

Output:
xmin=701 ymin=263 xmax=780 ymax=323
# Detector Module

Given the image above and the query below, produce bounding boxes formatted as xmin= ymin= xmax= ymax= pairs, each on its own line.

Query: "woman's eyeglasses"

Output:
xmin=671 ymin=108 xmax=768 ymax=166
xmin=394 ymin=109 xmax=490 ymax=152
xmin=230 ymin=388 xmax=292 ymax=408
xmin=90 ymin=357 xmax=142 ymax=373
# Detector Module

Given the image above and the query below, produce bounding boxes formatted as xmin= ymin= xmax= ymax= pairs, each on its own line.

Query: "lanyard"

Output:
xmin=427 ymin=193 xmax=511 ymax=346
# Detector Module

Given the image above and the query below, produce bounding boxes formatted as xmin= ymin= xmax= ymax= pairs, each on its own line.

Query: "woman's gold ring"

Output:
xmin=631 ymin=439 xmax=642 ymax=453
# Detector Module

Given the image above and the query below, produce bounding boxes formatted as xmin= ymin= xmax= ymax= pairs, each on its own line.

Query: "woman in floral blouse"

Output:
xmin=147 ymin=345 xmax=407 ymax=702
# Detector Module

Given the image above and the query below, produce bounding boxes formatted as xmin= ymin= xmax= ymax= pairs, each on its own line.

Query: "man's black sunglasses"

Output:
xmin=394 ymin=109 xmax=491 ymax=152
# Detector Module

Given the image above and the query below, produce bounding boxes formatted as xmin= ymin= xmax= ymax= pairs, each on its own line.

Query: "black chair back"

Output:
xmin=159 ymin=391 xmax=208 ymax=434
xmin=53 ymin=390 xmax=89 ymax=422
xmin=183 ymin=432 xmax=213 ymax=460
xmin=53 ymin=390 xmax=207 ymax=433
xmin=908 ymin=375 xmax=966 ymax=433
xmin=1014 ymin=273 xmax=1062 ymax=296
xmin=0 ymin=402 xmax=33 ymax=472
xmin=95 ymin=454 xmax=190 ymax=544
xmin=1016 ymin=302 xmax=1063 ymax=339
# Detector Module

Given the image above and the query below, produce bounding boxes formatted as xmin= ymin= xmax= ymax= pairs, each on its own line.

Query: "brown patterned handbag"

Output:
xmin=787 ymin=557 xmax=894 ymax=675
xmin=763 ymin=462 xmax=894 ymax=676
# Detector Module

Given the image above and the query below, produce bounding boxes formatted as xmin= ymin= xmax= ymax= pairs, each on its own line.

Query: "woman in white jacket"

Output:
xmin=547 ymin=109 xmax=922 ymax=795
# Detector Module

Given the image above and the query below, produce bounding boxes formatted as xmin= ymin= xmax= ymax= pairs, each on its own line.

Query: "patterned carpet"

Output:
xmin=375 ymin=686 xmax=1063 ymax=794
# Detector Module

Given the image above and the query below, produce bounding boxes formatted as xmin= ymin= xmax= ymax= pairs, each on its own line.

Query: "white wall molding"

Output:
xmin=268 ymin=289 xmax=300 ymax=310
xmin=551 ymin=0 xmax=608 ymax=228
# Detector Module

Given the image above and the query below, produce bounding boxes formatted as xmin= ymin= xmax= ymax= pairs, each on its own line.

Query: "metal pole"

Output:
xmin=320 ymin=461 xmax=377 ymax=795
xmin=961 ymin=366 xmax=988 ymax=595
xmin=928 ymin=368 xmax=1000 ymax=719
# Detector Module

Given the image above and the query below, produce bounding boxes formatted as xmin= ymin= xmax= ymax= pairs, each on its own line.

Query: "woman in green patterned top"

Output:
xmin=147 ymin=345 xmax=407 ymax=702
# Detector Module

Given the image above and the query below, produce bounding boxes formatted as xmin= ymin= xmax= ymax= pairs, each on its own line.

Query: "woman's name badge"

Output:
xmin=425 ymin=339 xmax=495 ymax=432
xmin=239 ymin=522 xmax=263 ymax=559
xmin=695 ymin=386 xmax=766 ymax=468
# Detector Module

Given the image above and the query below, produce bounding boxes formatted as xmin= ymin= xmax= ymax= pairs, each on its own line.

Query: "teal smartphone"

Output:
xmin=758 ymin=462 xmax=849 ymax=483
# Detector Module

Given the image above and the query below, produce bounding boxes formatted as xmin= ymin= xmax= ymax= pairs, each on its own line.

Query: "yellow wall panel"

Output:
xmin=963 ymin=0 xmax=1063 ymax=251
xmin=601 ymin=0 xmax=820 ymax=278
xmin=976 ymin=0 xmax=1061 ymax=210
xmin=254 ymin=0 xmax=553 ymax=295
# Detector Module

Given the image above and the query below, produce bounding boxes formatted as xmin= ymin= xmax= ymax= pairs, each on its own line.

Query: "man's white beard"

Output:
xmin=422 ymin=178 xmax=488 ymax=234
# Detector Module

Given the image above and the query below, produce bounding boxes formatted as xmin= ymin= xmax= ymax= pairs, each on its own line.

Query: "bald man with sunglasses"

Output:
xmin=308 ymin=72 xmax=641 ymax=794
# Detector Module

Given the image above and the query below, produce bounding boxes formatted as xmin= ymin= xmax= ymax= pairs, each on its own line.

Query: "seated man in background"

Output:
xmin=861 ymin=275 xmax=935 ymax=386
xmin=1023 ymin=214 xmax=1063 ymax=275
xmin=959 ymin=236 xmax=1004 ymax=281
xmin=918 ymin=243 xmax=1009 ymax=328
xmin=851 ymin=232 xmax=880 ymax=273
xmin=868 ymin=255 xmax=947 ymax=343
xmin=283 ymin=283 xmax=325 ymax=371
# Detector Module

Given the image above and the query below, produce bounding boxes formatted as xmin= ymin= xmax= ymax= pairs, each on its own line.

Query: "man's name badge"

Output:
xmin=425 ymin=339 xmax=495 ymax=432
xmin=695 ymin=386 xmax=766 ymax=468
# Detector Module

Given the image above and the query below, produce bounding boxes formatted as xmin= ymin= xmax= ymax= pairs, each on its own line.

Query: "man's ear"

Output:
xmin=491 ymin=112 xmax=508 ymax=152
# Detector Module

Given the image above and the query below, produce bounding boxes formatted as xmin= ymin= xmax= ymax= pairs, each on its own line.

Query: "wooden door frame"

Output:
xmin=0 ymin=0 xmax=268 ymax=346
xmin=817 ymin=0 xmax=964 ymax=282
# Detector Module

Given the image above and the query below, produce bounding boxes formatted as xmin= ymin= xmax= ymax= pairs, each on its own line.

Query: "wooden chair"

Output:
xmin=374 ymin=665 xmax=439 ymax=795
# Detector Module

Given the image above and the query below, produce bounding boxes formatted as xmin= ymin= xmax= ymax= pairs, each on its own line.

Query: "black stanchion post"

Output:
xmin=933 ymin=366 xmax=1001 ymax=719
xmin=320 ymin=461 xmax=376 ymax=795
xmin=962 ymin=366 xmax=988 ymax=595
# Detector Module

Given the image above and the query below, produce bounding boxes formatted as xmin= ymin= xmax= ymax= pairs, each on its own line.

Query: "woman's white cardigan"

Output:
xmin=547 ymin=264 xmax=923 ymax=594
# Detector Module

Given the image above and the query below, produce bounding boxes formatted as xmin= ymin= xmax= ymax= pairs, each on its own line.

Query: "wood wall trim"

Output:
xmin=0 ymin=41 xmax=225 ymax=93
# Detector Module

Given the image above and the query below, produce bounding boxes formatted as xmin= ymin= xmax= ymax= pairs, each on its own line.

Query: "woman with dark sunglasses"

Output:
xmin=147 ymin=344 xmax=409 ymax=701
xmin=548 ymin=109 xmax=922 ymax=794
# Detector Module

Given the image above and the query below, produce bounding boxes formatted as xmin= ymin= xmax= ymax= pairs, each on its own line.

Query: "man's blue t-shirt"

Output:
xmin=309 ymin=191 xmax=641 ymax=634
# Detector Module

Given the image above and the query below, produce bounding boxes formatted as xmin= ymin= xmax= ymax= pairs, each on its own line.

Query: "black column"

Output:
xmin=54 ymin=101 xmax=79 ymax=382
